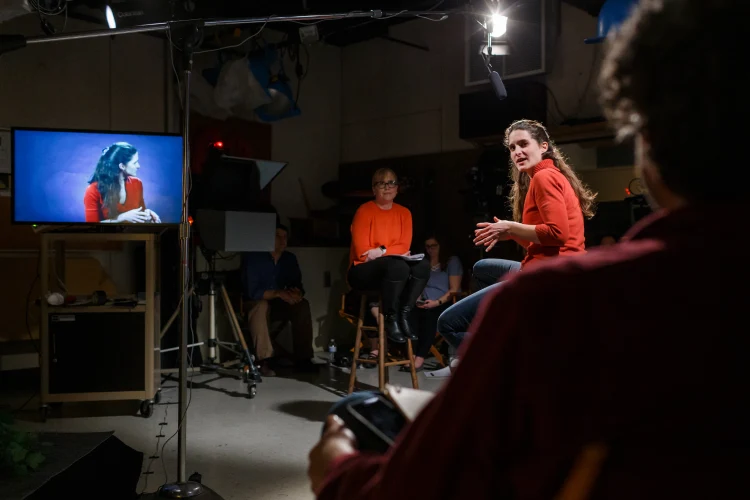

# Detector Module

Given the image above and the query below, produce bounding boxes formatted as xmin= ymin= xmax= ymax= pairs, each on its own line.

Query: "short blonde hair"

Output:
xmin=372 ymin=168 xmax=397 ymax=186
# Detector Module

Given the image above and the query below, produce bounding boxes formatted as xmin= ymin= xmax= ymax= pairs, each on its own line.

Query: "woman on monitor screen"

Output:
xmin=83 ymin=142 xmax=161 ymax=223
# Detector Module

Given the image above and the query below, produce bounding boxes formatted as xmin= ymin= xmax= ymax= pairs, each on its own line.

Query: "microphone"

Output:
xmin=489 ymin=70 xmax=507 ymax=100
xmin=482 ymin=33 xmax=507 ymax=101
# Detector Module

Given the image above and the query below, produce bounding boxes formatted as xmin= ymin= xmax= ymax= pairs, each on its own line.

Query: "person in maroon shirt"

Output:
xmin=437 ymin=120 xmax=596 ymax=352
xmin=308 ymin=0 xmax=750 ymax=498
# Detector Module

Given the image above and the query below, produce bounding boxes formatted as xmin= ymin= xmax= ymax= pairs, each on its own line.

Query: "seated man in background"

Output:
xmin=308 ymin=0 xmax=750 ymax=498
xmin=241 ymin=224 xmax=316 ymax=376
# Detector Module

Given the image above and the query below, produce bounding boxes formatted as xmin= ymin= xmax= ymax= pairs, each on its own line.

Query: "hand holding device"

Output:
xmin=343 ymin=394 xmax=407 ymax=453
xmin=308 ymin=414 xmax=357 ymax=492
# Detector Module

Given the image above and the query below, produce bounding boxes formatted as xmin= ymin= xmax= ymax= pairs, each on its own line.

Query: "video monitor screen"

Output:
xmin=11 ymin=128 xmax=183 ymax=225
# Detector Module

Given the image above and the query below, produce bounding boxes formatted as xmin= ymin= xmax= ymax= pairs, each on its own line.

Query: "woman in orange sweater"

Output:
xmin=348 ymin=168 xmax=430 ymax=344
xmin=438 ymin=119 xmax=596 ymax=352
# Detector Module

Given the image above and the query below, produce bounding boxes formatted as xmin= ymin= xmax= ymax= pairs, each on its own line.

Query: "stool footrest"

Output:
xmin=348 ymin=292 xmax=419 ymax=394
xmin=384 ymin=360 xmax=412 ymax=367
xmin=355 ymin=357 xmax=413 ymax=367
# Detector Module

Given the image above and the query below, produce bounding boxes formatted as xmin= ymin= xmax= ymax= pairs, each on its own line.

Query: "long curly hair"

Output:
xmin=88 ymin=142 xmax=137 ymax=217
xmin=504 ymin=119 xmax=597 ymax=222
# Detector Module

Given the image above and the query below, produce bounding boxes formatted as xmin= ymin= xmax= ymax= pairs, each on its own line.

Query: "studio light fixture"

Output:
xmin=103 ymin=0 xmax=174 ymax=30
xmin=490 ymin=13 xmax=508 ymax=38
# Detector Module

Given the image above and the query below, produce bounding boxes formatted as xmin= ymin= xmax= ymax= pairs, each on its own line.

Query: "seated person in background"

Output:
xmin=407 ymin=234 xmax=462 ymax=371
xmin=437 ymin=119 xmax=596 ymax=351
xmin=348 ymin=168 xmax=430 ymax=352
xmin=241 ymin=223 xmax=316 ymax=376
xmin=308 ymin=1 xmax=750 ymax=497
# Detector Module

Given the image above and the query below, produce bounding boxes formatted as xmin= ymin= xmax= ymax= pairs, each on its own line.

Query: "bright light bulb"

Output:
xmin=105 ymin=6 xmax=116 ymax=29
xmin=491 ymin=14 xmax=508 ymax=38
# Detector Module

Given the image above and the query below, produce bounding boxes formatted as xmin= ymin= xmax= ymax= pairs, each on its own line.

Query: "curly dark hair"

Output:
xmin=504 ymin=119 xmax=597 ymax=222
xmin=599 ymin=0 xmax=744 ymax=202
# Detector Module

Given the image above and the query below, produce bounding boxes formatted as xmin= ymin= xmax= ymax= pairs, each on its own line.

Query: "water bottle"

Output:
xmin=328 ymin=339 xmax=337 ymax=364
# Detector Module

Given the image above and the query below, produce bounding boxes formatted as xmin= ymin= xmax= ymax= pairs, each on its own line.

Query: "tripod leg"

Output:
xmin=220 ymin=285 xmax=262 ymax=383
xmin=208 ymin=280 xmax=218 ymax=364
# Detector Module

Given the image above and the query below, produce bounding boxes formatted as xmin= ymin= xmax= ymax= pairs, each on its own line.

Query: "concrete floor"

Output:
xmin=5 ymin=360 xmax=447 ymax=500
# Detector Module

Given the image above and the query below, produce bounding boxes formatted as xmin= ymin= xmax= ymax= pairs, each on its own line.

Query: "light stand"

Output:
xmin=0 ymin=7 xmax=455 ymax=498
xmin=156 ymin=22 xmax=221 ymax=499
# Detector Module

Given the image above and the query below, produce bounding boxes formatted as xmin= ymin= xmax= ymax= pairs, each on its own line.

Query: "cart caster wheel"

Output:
xmin=247 ymin=384 xmax=257 ymax=399
xmin=39 ymin=405 xmax=49 ymax=423
xmin=140 ymin=400 xmax=154 ymax=418
xmin=153 ymin=390 xmax=162 ymax=405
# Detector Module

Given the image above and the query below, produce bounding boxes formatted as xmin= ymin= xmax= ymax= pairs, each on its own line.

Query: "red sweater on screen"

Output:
xmin=510 ymin=159 xmax=586 ymax=268
xmin=83 ymin=177 xmax=145 ymax=222
xmin=349 ymin=201 xmax=412 ymax=266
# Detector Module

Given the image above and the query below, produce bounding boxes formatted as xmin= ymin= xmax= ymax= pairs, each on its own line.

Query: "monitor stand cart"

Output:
xmin=38 ymin=231 xmax=161 ymax=421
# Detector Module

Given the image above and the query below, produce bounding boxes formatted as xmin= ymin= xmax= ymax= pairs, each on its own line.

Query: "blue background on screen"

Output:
xmin=13 ymin=129 xmax=183 ymax=224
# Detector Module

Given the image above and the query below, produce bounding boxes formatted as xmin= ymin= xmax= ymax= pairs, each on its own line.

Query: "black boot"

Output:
xmin=382 ymin=280 xmax=407 ymax=344
xmin=399 ymin=276 xmax=428 ymax=341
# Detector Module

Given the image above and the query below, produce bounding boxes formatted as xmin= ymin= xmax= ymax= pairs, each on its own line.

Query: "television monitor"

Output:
xmin=11 ymin=127 xmax=184 ymax=225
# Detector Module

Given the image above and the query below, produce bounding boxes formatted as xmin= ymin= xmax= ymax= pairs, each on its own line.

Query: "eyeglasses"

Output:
xmin=373 ymin=180 xmax=399 ymax=189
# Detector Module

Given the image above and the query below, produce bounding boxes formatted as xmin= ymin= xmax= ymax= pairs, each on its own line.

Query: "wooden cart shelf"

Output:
xmin=39 ymin=232 xmax=161 ymax=419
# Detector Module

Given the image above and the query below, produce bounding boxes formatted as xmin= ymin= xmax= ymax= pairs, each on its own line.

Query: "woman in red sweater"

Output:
xmin=83 ymin=142 xmax=161 ymax=223
xmin=438 ymin=119 xmax=596 ymax=351
xmin=348 ymin=168 xmax=430 ymax=344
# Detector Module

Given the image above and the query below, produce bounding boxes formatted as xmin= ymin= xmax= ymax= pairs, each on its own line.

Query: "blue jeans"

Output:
xmin=437 ymin=258 xmax=521 ymax=350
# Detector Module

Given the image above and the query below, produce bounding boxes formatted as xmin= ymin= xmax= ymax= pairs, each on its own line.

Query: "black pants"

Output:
xmin=347 ymin=256 xmax=431 ymax=314
xmin=411 ymin=302 xmax=450 ymax=358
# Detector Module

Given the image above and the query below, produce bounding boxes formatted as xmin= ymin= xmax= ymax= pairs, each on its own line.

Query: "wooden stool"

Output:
xmin=348 ymin=292 xmax=419 ymax=393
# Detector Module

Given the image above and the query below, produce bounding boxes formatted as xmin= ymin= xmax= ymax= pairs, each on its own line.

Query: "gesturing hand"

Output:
xmin=474 ymin=217 xmax=513 ymax=251
xmin=308 ymin=415 xmax=357 ymax=492
xmin=361 ymin=247 xmax=385 ymax=262
xmin=116 ymin=207 xmax=151 ymax=223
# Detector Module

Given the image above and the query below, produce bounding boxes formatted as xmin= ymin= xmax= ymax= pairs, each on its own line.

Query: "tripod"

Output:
xmin=198 ymin=250 xmax=261 ymax=398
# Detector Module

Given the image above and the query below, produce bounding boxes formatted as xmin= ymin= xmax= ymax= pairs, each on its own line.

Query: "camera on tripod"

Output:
xmin=188 ymin=141 xmax=288 ymax=398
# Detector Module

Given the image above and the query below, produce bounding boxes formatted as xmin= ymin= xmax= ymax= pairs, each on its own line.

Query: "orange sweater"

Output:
xmin=510 ymin=159 xmax=586 ymax=268
xmin=349 ymin=201 xmax=413 ymax=266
